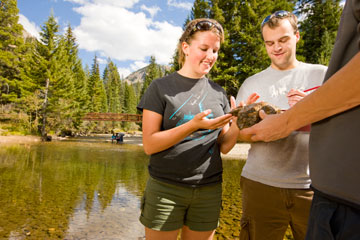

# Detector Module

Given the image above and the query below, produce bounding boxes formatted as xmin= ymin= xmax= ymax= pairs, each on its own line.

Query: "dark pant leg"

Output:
xmin=306 ymin=193 xmax=360 ymax=240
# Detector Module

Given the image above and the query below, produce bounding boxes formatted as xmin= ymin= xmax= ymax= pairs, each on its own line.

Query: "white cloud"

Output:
xmin=130 ymin=60 xmax=148 ymax=71
xmin=118 ymin=67 xmax=132 ymax=78
xmin=97 ymin=57 xmax=107 ymax=65
xmin=117 ymin=60 xmax=147 ymax=78
xmin=64 ymin=0 xmax=89 ymax=4
xmin=18 ymin=14 xmax=41 ymax=39
xmin=167 ymin=0 xmax=192 ymax=10
xmin=65 ymin=0 xmax=139 ymax=8
xmin=91 ymin=0 xmax=139 ymax=8
xmin=140 ymin=4 xmax=161 ymax=18
xmin=72 ymin=2 xmax=182 ymax=71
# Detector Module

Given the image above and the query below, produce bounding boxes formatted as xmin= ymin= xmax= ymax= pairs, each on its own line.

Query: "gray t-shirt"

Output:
xmin=236 ymin=62 xmax=327 ymax=189
xmin=137 ymin=72 xmax=230 ymax=187
xmin=310 ymin=0 xmax=360 ymax=208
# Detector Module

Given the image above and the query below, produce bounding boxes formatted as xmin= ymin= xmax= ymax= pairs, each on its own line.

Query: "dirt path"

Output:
xmin=221 ymin=143 xmax=250 ymax=160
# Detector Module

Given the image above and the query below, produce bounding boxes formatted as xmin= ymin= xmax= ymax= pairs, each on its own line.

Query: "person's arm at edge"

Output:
xmin=241 ymin=52 xmax=360 ymax=142
xmin=142 ymin=109 xmax=232 ymax=155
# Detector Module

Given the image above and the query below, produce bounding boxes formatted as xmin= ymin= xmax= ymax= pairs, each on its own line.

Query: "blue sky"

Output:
xmin=17 ymin=0 xmax=194 ymax=78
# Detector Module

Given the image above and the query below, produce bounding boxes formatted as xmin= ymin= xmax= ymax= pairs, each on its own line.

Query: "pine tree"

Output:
xmin=87 ymin=56 xmax=100 ymax=112
xmin=297 ymin=0 xmax=342 ymax=65
xmin=118 ymin=76 xmax=125 ymax=113
xmin=104 ymin=59 xmax=121 ymax=113
xmin=0 ymin=0 xmax=26 ymax=104
xmin=140 ymin=56 xmax=161 ymax=99
xmin=191 ymin=0 xmax=210 ymax=19
xmin=22 ymin=13 xmax=66 ymax=135
xmin=88 ymin=55 xmax=107 ymax=113
xmin=39 ymin=14 xmax=85 ymax=135
xmin=123 ymin=82 xmax=137 ymax=130
xmin=207 ymin=0 xmax=233 ymax=95
xmin=62 ymin=25 xmax=89 ymax=128
xmin=124 ymin=82 xmax=137 ymax=114
xmin=133 ymin=80 xmax=142 ymax=103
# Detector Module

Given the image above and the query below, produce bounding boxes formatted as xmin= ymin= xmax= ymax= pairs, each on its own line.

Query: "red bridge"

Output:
xmin=82 ymin=113 xmax=142 ymax=122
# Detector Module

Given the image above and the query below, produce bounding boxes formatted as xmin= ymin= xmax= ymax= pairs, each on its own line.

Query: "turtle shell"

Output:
xmin=229 ymin=102 xmax=281 ymax=129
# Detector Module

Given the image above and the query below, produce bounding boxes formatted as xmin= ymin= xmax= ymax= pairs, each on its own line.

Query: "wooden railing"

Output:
xmin=82 ymin=113 xmax=142 ymax=122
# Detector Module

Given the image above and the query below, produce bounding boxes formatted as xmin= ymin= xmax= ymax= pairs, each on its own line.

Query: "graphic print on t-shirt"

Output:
xmin=170 ymin=91 xmax=214 ymax=141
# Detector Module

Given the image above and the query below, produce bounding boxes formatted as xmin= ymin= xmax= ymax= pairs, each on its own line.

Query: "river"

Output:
xmin=0 ymin=136 xmax=252 ymax=239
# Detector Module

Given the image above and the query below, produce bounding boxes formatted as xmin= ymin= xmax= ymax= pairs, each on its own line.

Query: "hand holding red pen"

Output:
xmin=287 ymin=86 xmax=320 ymax=107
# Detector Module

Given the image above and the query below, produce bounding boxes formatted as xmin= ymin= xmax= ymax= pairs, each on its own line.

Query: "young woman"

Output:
xmin=137 ymin=18 xmax=239 ymax=240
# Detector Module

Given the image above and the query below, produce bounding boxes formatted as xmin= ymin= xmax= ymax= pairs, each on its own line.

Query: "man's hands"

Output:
xmin=239 ymin=89 xmax=306 ymax=142
xmin=239 ymin=110 xmax=292 ymax=142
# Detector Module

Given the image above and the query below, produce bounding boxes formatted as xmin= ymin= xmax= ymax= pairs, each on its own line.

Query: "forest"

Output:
xmin=0 ymin=0 xmax=343 ymax=137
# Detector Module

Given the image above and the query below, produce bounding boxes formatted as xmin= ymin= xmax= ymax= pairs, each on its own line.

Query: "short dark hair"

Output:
xmin=261 ymin=11 xmax=298 ymax=34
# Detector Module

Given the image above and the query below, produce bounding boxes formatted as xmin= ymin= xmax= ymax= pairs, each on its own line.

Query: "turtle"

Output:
xmin=229 ymin=102 xmax=281 ymax=129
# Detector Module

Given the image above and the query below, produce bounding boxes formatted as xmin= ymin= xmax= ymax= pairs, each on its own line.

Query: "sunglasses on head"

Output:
xmin=190 ymin=20 xmax=223 ymax=36
xmin=261 ymin=10 xmax=291 ymax=28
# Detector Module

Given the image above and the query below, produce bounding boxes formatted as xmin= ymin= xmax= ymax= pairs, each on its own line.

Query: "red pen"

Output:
xmin=304 ymin=86 xmax=320 ymax=92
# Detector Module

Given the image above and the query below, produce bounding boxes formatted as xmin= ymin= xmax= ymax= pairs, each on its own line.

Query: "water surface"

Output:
xmin=0 ymin=139 xmax=249 ymax=239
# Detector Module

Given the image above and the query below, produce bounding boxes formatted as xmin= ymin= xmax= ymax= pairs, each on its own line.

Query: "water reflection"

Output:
xmin=0 ymin=141 xmax=148 ymax=240
xmin=0 ymin=140 xmax=247 ymax=240
xmin=66 ymin=185 xmax=144 ymax=239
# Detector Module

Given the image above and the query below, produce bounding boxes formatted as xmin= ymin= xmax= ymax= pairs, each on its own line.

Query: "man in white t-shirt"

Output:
xmin=235 ymin=11 xmax=327 ymax=240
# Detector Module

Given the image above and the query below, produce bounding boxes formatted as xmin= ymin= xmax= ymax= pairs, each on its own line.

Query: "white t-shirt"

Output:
xmin=236 ymin=62 xmax=327 ymax=188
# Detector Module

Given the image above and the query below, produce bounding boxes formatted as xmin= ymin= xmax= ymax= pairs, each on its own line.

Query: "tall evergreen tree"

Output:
xmin=88 ymin=55 xmax=108 ymax=113
xmin=191 ymin=0 xmax=210 ymax=19
xmin=0 ymin=0 xmax=25 ymax=104
xmin=21 ymin=13 xmax=73 ymax=135
xmin=207 ymin=0 xmax=233 ymax=94
xmin=118 ymin=76 xmax=125 ymax=114
xmin=123 ymin=82 xmax=137 ymax=130
xmin=104 ymin=59 xmax=121 ymax=113
xmin=297 ymin=0 xmax=342 ymax=65
xmin=62 ymin=25 xmax=89 ymax=128
xmin=140 ymin=56 xmax=161 ymax=99
xmin=133 ymin=80 xmax=142 ymax=104
xmin=124 ymin=82 xmax=137 ymax=114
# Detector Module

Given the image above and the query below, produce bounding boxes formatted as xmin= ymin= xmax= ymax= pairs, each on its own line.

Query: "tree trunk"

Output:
xmin=41 ymin=78 xmax=50 ymax=141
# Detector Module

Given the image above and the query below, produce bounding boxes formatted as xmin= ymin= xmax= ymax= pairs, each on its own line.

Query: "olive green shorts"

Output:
xmin=139 ymin=177 xmax=222 ymax=231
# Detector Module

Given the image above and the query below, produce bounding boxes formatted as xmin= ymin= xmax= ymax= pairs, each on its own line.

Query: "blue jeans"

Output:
xmin=306 ymin=193 xmax=360 ymax=240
